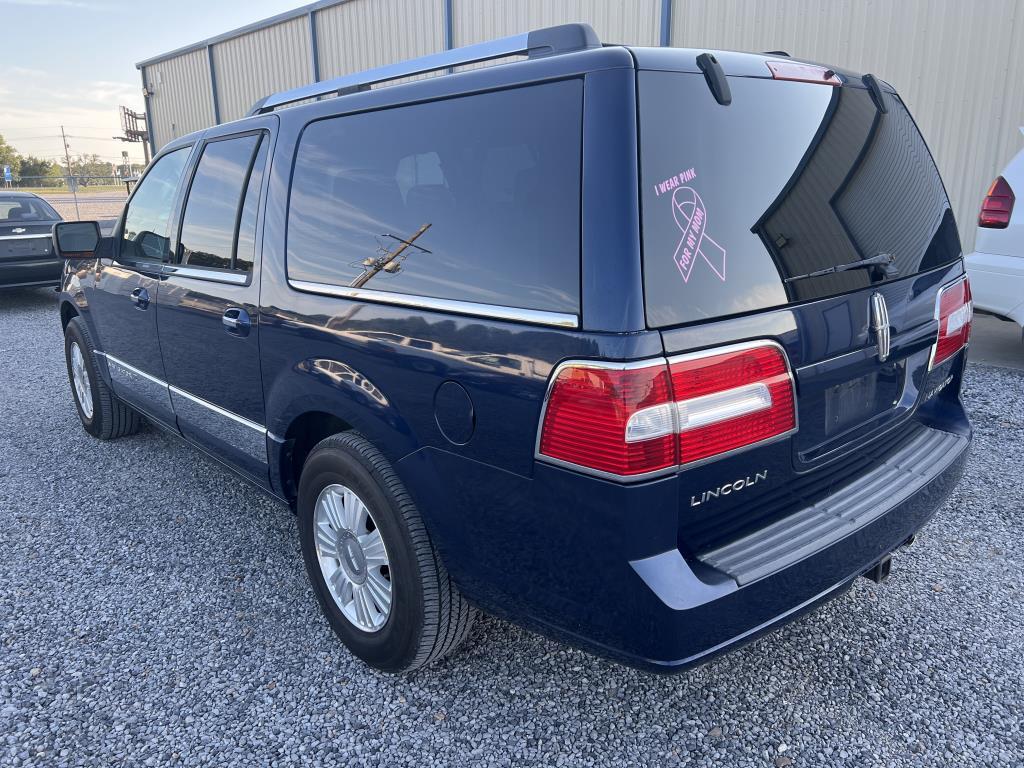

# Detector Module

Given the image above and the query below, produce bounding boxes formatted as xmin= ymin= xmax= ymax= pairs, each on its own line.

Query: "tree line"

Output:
xmin=0 ymin=132 xmax=145 ymax=186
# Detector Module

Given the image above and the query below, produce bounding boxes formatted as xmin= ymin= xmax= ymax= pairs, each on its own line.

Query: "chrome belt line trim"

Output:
xmin=167 ymin=384 xmax=266 ymax=434
xmin=287 ymin=278 xmax=580 ymax=329
xmin=0 ymin=234 xmax=52 ymax=241
xmin=162 ymin=265 xmax=249 ymax=285
xmin=99 ymin=352 xmax=267 ymax=434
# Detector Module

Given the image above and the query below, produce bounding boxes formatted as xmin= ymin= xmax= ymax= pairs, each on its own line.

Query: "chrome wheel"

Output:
xmin=313 ymin=483 xmax=392 ymax=632
xmin=70 ymin=342 xmax=94 ymax=419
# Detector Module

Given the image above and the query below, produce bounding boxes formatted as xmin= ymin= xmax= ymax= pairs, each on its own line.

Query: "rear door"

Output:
xmin=157 ymin=123 xmax=273 ymax=480
xmin=636 ymin=60 xmax=964 ymax=546
xmin=88 ymin=146 xmax=193 ymax=426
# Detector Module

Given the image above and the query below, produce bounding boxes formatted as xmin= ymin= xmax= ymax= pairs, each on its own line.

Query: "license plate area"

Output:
xmin=825 ymin=372 xmax=881 ymax=437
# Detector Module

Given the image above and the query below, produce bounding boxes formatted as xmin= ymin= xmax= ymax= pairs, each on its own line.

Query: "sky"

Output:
xmin=0 ymin=0 xmax=301 ymax=168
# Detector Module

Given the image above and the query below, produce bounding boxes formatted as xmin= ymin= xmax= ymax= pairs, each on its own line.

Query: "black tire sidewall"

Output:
xmin=298 ymin=438 xmax=426 ymax=672
xmin=64 ymin=319 xmax=102 ymax=437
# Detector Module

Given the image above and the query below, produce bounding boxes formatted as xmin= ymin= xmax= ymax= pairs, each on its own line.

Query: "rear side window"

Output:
xmin=286 ymin=80 xmax=582 ymax=313
xmin=639 ymin=72 xmax=959 ymax=328
xmin=0 ymin=196 xmax=58 ymax=222
xmin=178 ymin=133 xmax=265 ymax=273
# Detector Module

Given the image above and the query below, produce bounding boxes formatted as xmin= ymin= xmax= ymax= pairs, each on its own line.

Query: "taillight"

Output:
xmin=930 ymin=276 xmax=973 ymax=369
xmin=670 ymin=343 xmax=796 ymax=466
xmin=765 ymin=60 xmax=842 ymax=86
xmin=538 ymin=360 xmax=676 ymax=477
xmin=537 ymin=342 xmax=797 ymax=479
xmin=979 ymin=176 xmax=1014 ymax=228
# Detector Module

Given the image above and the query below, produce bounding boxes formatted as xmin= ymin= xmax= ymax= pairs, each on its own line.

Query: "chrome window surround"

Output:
xmin=533 ymin=340 xmax=799 ymax=482
xmin=287 ymin=279 xmax=579 ymax=329
xmin=162 ymin=264 xmax=249 ymax=285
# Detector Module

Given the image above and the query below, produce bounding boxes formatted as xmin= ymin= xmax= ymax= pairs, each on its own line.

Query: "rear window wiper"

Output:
xmin=784 ymin=252 xmax=896 ymax=284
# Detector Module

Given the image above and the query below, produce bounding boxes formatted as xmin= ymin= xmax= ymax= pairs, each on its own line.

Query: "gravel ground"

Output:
xmin=39 ymin=194 xmax=126 ymax=223
xmin=1 ymin=287 xmax=1021 ymax=767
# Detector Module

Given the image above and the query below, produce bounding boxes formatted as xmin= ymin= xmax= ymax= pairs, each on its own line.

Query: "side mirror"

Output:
xmin=53 ymin=221 xmax=102 ymax=259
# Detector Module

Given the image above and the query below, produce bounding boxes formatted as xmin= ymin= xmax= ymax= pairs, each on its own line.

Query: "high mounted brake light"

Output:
xmin=765 ymin=60 xmax=842 ymax=86
xmin=979 ymin=176 xmax=1014 ymax=228
xmin=537 ymin=341 xmax=797 ymax=480
xmin=930 ymin=276 xmax=972 ymax=369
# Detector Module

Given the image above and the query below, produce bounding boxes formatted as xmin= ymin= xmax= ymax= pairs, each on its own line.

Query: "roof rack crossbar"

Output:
xmin=248 ymin=23 xmax=600 ymax=116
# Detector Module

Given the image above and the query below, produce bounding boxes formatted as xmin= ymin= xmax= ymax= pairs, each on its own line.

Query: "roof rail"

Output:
xmin=247 ymin=22 xmax=600 ymax=116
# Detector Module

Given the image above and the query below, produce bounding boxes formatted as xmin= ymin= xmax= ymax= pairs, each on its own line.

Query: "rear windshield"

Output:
xmin=639 ymin=72 xmax=960 ymax=328
xmin=0 ymin=196 xmax=59 ymax=222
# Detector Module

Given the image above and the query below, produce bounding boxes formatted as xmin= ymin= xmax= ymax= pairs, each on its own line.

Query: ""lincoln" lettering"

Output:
xmin=690 ymin=470 xmax=768 ymax=507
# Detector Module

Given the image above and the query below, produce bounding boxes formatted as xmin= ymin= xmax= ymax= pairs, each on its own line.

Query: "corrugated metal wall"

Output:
xmin=141 ymin=49 xmax=215 ymax=146
xmin=213 ymin=17 xmax=314 ymax=123
xmin=139 ymin=0 xmax=1023 ymax=250
xmin=452 ymin=0 xmax=660 ymax=46
xmin=316 ymin=0 xmax=444 ymax=80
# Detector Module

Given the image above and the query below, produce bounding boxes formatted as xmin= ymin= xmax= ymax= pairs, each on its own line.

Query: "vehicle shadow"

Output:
xmin=0 ymin=287 xmax=58 ymax=313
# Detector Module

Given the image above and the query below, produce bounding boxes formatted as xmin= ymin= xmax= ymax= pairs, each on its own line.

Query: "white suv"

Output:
xmin=966 ymin=129 xmax=1024 ymax=333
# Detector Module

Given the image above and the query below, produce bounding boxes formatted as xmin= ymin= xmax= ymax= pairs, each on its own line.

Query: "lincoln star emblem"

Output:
xmin=12 ymin=227 xmax=26 ymax=234
xmin=870 ymin=292 xmax=891 ymax=362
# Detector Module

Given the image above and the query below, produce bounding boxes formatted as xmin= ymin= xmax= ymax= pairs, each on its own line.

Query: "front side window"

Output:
xmin=178 ymin=133 xmax=264 ymax=273
xmin=286 ymin=80 xmax=582 ymax=313
xmin=120 ymin=147 xmax=190 ymax=262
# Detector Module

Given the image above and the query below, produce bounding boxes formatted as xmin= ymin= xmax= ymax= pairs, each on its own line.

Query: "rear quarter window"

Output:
xmin=286 ymin=80 xmax=583 ymax=313
xmin=639 ymin=71 xmax=959 ymax=328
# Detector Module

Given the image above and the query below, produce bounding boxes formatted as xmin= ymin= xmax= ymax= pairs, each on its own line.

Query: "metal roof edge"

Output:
xmin=136 ymin=0 xmax=349 ymax=69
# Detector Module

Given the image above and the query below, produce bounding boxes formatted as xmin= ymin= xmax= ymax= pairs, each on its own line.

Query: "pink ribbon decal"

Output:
xmin=671 ymin=186 xmax=726 ymax=283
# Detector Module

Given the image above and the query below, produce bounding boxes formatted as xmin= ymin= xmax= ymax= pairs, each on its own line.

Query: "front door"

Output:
xmin=87 ymin=145 xmax=193 ymax=426
xmin=156 ymin=127 xmax=273 ymax=481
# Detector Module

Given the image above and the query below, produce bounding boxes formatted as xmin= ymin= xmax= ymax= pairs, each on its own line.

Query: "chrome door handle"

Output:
xmin=222 ymin=307 xmax=251 ymax=334
xmin=130 ymin=287 xmax=150 ymax=309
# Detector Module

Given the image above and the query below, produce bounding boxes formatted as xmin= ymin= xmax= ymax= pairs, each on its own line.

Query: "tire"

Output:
xmin=298 ymin=432 xmax=476 ymax=672
xmin=64 ymin=316 xmax=141 ymax=440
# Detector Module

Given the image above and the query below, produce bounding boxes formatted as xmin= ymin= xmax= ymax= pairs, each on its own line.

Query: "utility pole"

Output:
xmin=350 ymin=224 xmax=432 ymax=289
xmin=60 ymin=124 xmax=81 ymax=220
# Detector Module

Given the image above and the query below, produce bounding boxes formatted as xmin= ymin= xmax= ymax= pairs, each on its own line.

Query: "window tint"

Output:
xmin=121 ymin=147 xmax=190 ymax=262
xmin=287 ymin=80 xmax=582 ymax=313
xmin=178 ymin=134 xmax=261 ymax=272
xmin=639 ymin=73 xmax=958 ymax=328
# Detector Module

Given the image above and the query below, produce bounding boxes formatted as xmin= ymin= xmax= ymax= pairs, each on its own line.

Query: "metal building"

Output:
xmin=136 ymin=0 xmax=1024 ymax=251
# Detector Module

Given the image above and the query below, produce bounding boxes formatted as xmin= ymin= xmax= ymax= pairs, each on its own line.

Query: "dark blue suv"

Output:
xmin=54 ymin=25 xmax=972 ymax=673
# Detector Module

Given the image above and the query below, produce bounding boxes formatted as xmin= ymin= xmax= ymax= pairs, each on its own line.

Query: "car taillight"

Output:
xmin=537 ymin=342 xmax=797 ymax=479
xmin=669 ymin=343 xmax=796 ymax=465
xmin=538 ymin=360 xmax=677 ymax=476
xmin=979 ymin=176 xmax=1014 ymax=228
xmin=930 ymin=276 xmax=973 ymax=369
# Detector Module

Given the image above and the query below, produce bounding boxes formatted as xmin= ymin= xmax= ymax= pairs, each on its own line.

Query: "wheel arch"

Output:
xmin=267 ymin=359 xmax=421 ymax=505
xmin=59 ymin=299 xmax=79 ymax=330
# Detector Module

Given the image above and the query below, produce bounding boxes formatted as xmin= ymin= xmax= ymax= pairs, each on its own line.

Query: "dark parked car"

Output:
xmin=1 ymin=191 xmax=62 ymax=289
xmin=54 ymin=24 xmax=972 ymax=674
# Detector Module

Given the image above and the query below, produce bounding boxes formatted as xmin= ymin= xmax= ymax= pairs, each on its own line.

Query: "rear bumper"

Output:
xmin=0 ymin=258 xmax=62 ymax=289
xmin=965 ymin=250 xmax=1024 ymax=327
xmin=400 ymin=410 xmax=970 ymax=673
